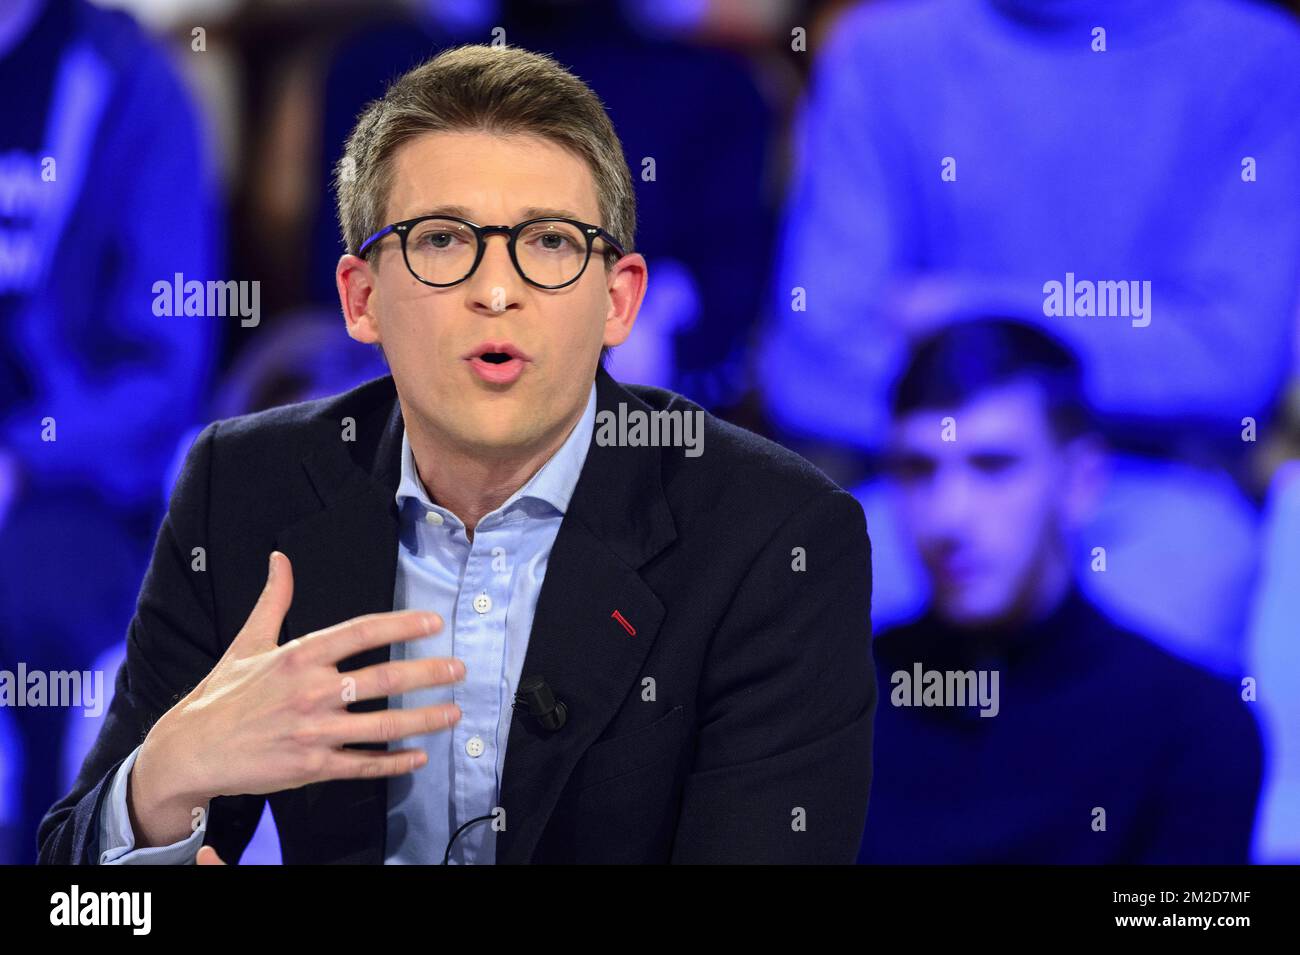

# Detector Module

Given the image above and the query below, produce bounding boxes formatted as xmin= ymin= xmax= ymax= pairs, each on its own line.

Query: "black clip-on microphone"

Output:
xmin=513 ymin=675 xmax=567 ymax=732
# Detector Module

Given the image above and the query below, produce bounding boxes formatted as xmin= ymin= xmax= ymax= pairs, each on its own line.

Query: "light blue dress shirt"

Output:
xmin=97 ymin=383 xmax=596 ymax=864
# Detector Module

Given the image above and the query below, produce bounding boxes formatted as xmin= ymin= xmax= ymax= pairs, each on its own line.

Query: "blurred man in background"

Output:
xmin=0 ymin=0 xmax=220 ymax=861
xmin=761 ymin=0 xmax=1300 ymax=676
xmin=859 ymin=319 xmax=1263 ymax=863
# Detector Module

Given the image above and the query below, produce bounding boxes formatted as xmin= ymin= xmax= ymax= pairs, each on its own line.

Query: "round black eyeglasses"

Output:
xmin=356 ymin=215 xmax=626 ymax=290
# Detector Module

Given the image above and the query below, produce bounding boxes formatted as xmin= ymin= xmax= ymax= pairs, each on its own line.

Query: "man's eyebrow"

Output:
xmin=408 ymin=204 xmax=475 ymax=220
xmin=518 ymin=206 xmax=584 ymax=221
xmin=404 ymin=204 xmax=586 ymax=222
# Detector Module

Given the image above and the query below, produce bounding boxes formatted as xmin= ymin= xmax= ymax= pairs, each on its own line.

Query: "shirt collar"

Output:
xmin=394 ymin=381 xmax=597 ymax=520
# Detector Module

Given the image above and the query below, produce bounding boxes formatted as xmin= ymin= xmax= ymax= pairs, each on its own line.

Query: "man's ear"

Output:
xmin=1061 ymin=432 xmax=1110 ymax=529
xmin=337 ymin=253 xmax=382 ymax=344
xmin=603 ymin=253 xmax=648 ymax=348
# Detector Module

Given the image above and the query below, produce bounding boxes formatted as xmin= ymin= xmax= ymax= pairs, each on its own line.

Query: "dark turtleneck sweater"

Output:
xmin=859 ymin=584 xmax=1262 ymax=864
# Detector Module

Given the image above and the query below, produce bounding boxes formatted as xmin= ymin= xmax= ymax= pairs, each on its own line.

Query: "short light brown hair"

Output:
xmin=335 ymin=44 xmax=638 ymax=369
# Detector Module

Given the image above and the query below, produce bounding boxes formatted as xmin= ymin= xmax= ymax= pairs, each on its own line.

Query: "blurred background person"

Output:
xmin=0 ymin=0 xmax=221 ymax=861
xmin=758 ymin=0 xmax=1300 ymax=678
xmin=0 ymin=708 xmax=20 ymax=864
xmin=1244 ymin=457 xmax=1300 ymax=863
xmin=859 ymin=318 xmax=1263 ymax=864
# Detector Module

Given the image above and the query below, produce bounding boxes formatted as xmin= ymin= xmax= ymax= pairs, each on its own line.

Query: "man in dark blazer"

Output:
xmin=38 ymin=44 xmax=874 ymax=865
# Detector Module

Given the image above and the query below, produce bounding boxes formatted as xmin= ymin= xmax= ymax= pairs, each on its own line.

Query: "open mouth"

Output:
xmin=466 ymin=344 xmax=529 ymax=384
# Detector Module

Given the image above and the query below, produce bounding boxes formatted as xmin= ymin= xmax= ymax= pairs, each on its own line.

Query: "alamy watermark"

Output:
xmin=595 ymin=402 xmax=704 ymax=458
xmin=0 ymin=663 xmax=104 ymax=717
xmin=890 ymin=663 xmax=1000 ymax=717
xmin=1042 ymin=272 xmax=1150 ymax=327
xmin=50 ymin=886 xmax=150 ymax=935
xmin=151 ymin=272 xmax=260 ymax=327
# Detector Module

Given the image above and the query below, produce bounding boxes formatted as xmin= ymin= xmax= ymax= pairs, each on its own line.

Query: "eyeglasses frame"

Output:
xmin=355 ymin=214 xmax=627 ymax=290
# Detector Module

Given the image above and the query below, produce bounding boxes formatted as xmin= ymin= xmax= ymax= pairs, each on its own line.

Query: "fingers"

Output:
xmin=342 ymin=657 xmax=466 ymax=703
xmin=297 ymin=609 xmax=443 ymax=667
xmin=196 ymin=846 xmax=226 ymax=866
xmin=233 ymin=551 xmax=296 ymax=654
xmin=311 ymin=702 xmax=462 ymax=747
xmin=322 ymin=746 xmax=432 ymax=781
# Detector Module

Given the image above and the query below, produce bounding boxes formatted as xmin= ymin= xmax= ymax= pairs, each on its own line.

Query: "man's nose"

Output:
xmin=928 ymin=468 xmax=976 ymax=530
xmin=466 ymin=232 xmax=524 ymax=312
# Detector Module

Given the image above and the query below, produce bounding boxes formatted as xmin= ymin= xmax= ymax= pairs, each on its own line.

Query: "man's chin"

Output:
xmin=932 ymin=582 xmax=1013 ymax=630
xmin=446 ymin=424 xmax=539 ymax=457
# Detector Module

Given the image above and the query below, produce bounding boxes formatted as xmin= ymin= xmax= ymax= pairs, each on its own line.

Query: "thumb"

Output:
xmin=233 ymin=551 xmax=295 ymax=654
xmin=196 ymin=846 xmax=227 ymax=866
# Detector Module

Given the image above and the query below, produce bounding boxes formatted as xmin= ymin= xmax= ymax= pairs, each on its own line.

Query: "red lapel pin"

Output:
xmin=611 ymin=609 xmax=636 ymax=636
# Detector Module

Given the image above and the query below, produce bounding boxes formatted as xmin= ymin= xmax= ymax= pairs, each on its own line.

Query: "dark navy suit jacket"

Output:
xmin=39 ymin=367 xmax=875 ymax=864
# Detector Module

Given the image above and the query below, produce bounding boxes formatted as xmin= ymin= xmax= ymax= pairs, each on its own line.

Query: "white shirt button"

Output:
xmin=465 ymin=735 xmax=485 ymax=758
xmin=473 ymin=593 xmax=492 ymax=614
xmin=424 ymin=510 xmax=444 ymax=526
